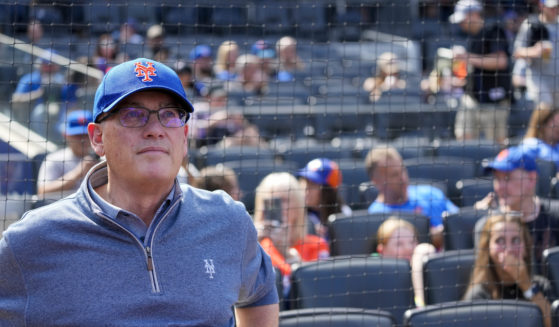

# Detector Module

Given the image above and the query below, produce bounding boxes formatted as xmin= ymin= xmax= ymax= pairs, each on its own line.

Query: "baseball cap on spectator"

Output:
xmin=483 ymin=146 xmax=538 ymax=173
xmin=542 ymin=0 xmax=559 ymax=7
xmin=189 ymin=45 xmax=212 ymax=61
xmin=63 ymin=110 xmax=92 ymax=136
xmin=297 ymin=158 xmax=342 ymax=188
xmin=93 ymin=58 xmax=194 ymax=123
xmin=449 ymin=0 xmax=482 ymax=24
xmin=251 ymin=40 xmax=275 ymax=59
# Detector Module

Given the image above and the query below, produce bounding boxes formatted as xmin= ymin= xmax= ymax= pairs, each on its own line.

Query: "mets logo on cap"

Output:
xmin=134 ymin=61 xmax=157 ymax=82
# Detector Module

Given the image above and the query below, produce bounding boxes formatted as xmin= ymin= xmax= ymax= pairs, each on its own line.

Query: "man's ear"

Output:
xmin=183 ymin=124 xmax=189 ymax=155
xmin=376 ymin=244 xmax=383 ymax=254
xmin=88 ymin=123 xmax=105 ymax=157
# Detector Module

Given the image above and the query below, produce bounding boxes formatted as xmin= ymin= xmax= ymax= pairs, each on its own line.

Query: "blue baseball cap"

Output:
xmin=189 ymin=45 xmax=212 ymax=61
xmin=251 ymin=40 xmax=275 ymax=59
xmin=483 ymin=146 xmax=538 ymax=173
xmin=297 ymin=158 xmax=342 ymax=188
xmin=63 ymin=110 xmax=92 ymax=136
xmin=93 ymin=58 xmax=194 ymax=123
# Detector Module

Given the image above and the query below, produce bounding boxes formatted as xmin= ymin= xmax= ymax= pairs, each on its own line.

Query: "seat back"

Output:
xmin=551 ymin=299 xmax=559 ymax=327
xmin=328 ymin=210 xmax=431 ymax=256
xmin=543 ymin=247 xmax=559 ymax=298
xmin=455 ymin=178 xmax=493 ymax=208
xmin=290 ymin=256 xmax=413 ymax=325
xmin=422 ymin=249 xmax=475 ymax=305
xmin=279 ymin=307 xmax=396 ymax=327
xmin=404 ymin=300 xmax=544 ymax=327
xmin=404 ymin=156 xmax=476 ymax=204
xmin=443 ymin=207 xmax=488 ymax=251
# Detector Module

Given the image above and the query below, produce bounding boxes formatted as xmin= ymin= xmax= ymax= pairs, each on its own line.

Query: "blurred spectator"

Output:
xmin=114 ymin=18 xmax=144 ymax=59
xmin=92 ymin=33 xmax=123 ymax=74
xmin=191 ymin=165 xmax=241 ymax=201
xmin=145 ymin=24 xmax=169 ymax=60
xmin=18 ymin=20 xmax=46 ymax=72
xmin=11 ymin=49 xmax=66 ymax=132
xmin=296 ymin=158 xmax=352 ymax=240
xmin=513 ymin=0 xmax=559 ymax=108
xmin=189 ymin=44 xmax=214 ymax=96
xmin=365 ymin=146 xmax=458 ymax=249
xmin=372 ymin=218 xmax=436 ymax=307
xmin=36 ymin=110 xmax=98 ymax=196
xmin=464 ymin=213 xmax=553 ymax=327
xmin=228 ymin=54 xmax=269 ymax=95
xmin=175 ymin=61 xmax=196 ymax=100
xmin=251 ymin=40 xmax=277 ymax=78
xmin=214 ymin=40 xmax=239 ymax=81
xmin=522 ymin=104 xmax=559 ymax=171
xmin=213 ymin=122 xmax=267 ymax=149
xmin=474 ymin=146 xmax=559 ymax=271
xmin=363 ymin=52 xmax=407 ymax=102
xmin=254 ymin=172 xmax=329 ymax=291
xmin=275 ymin=36 xmax=305 ymax=81
xmin=450 ymin=0 xmax=512 ymax=144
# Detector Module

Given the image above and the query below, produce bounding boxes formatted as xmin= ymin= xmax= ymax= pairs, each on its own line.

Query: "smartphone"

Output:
xmin=263 ymin=197 xmax=283 ymax=226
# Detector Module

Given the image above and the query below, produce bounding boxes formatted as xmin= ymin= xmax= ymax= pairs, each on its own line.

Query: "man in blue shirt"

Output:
xmin=365 ymin=146 xmax=459 ymax=249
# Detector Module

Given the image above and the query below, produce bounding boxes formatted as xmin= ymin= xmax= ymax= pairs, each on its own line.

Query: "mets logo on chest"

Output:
xmin=204 ymin=259 xmax=215 ymax=279
xmin=134 ymin=62 xmax=157 ymax=82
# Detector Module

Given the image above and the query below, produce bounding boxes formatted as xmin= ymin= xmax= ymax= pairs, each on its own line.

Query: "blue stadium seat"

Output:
xmin=279 ymin=307 xmax=396 ymax=327
xmin=404 ymin=300 xmax=544 ymax=327
xmin=443 ymin=207 xmax=488 ymax=251
xmin=455 ymin=178 xmax=493 ymax=208
xmin=290 ymin=256 xmax=413 ymax=325
xmin=422 ymin=249 xmax=475 ymax=305
xmin=328 ymin=210 xmax=431 ymax=256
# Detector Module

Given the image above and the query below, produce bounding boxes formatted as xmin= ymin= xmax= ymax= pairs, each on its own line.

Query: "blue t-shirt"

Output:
xmin=368 ymin=184 xmax=458 ymax=227
xmin=14 ymin=71 xmax=42 ymax=95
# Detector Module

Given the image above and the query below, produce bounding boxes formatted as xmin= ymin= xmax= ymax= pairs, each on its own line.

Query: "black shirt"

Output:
xmin=466 ymin=23 xmax=512 ymax=104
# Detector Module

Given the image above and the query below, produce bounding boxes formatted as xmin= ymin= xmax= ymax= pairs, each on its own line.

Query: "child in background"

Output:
xmin=373 ymin=218 xmax=436 ymax=307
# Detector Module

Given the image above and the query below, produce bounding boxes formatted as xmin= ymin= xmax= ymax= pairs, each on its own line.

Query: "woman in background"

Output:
xmin=522 ymin=103 xmax=559 ymax=172
xmin=463 ymin=213 xmax=553 ymax=327
xmin=254 ymin=172 xmax=329 ymax=281
xmin=297 ymin=158 xmax=351 ymax=240
xmin=214 ymin=40 xmax=239 ymax=81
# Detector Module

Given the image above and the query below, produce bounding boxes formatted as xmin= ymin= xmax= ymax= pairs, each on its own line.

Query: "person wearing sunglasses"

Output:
xmin=0 ymin=58 xmax=279 ymax=326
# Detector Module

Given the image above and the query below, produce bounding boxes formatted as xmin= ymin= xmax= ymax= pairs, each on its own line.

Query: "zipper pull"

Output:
xmin=146 ymin=246 xmax=154 ymax=271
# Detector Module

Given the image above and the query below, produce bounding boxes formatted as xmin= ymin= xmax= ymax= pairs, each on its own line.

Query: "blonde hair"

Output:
xmin=214 ymin=40 xmax=239 ymax=74
xmin=364 ymin=146 xmax=402 ymax=179
xmin=524 ymin=102 xmax=559 ymax=141
xmin=376 ymin=218 xmax=417 ymax=247
xmin=254 ymin=172 xmax=306 ymax=244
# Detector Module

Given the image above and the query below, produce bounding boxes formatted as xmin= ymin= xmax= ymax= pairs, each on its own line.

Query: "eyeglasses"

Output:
xmin=99 ymin=106 xmax=189 ymax=128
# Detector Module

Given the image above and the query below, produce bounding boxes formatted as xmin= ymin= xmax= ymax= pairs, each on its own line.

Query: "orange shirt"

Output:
xmin=260 ymin=235 xmax=329 ymax=276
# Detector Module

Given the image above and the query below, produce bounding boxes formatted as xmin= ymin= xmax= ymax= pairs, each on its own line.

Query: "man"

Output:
xmin=36 ymin=109 xmax=98 ymax=196
xmin=365 ymin=146 xmax=459 ymax=249
xmin=0 ymin=58 xmax=279 ymax=326
xmin=474 ymin=146 xmax=559 ymax=271
xmin=513 ymin=0 xmax=559 ymax=107
xmin=449 ymin=0 xmax=512 ymax=144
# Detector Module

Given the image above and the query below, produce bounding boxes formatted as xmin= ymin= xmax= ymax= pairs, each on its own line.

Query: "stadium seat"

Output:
xmin=194 ymin=145 xmax=277 ymax=168
xmin=404 ymin=300 xmax=544 ymax=327
xmin=223 ymin=159 xmax=297 ymax=214
xmin=275 ymin=141 xmax=352 ymax=168
xmin=443 ymin=207 xmax=488 ymax=251
xmin=434 ymin=139 xmax=502 ymax=177
xmin=543 ymin=247 xmax=559 ymax=297
xmin=279 ymin=307 xmax=396 ymax=327
xmin=248 ymin=2 xmax=292 ymax=35
xmin=290 ymin=256 xmax=413 ymax=325
xmin=291 ymin=3 xmax=327 ymax=40
xmin=328 ymin=210 xmax=431 ymax=256
xmin=404 ymin=156 xmax=477 ymax=205
xmin=536 ymin=159 xmax=557 ymax=199
xmin=455 ymin=178 xmax=493 ymax=208
xmin=551 ymin=299 xmax=559 ymax=327
xmin=422 ymin=249 xmax=475 ymax=305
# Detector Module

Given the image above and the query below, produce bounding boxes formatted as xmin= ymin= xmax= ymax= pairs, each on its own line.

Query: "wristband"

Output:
xmin=523 ymin=283 xmax=540 ymax=300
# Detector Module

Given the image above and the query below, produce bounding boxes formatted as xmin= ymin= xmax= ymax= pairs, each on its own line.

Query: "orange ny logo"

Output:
xmin=134 ymin=62 xmax=157 ymax=82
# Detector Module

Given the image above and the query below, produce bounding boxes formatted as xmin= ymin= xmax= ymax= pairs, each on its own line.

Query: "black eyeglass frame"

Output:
xmin=97 ymin=106 xmax=190 ymax=128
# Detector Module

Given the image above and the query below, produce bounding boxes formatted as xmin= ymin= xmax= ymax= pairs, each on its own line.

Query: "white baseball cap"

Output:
xmin=449 ymin=0 xmax=483 ymax=24
xmin=542 ymin=0 xmax=559 ymax=8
